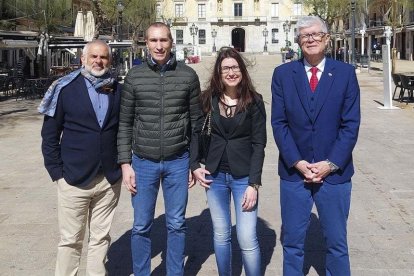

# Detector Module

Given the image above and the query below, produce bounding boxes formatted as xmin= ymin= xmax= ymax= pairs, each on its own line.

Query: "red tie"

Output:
xmin=310 ymin=67 xmax=318 ymax=92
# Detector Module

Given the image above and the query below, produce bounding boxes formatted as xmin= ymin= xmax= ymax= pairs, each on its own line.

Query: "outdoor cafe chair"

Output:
xmin=399 ymin=74 xmax=414 ymax=104
xmin=13 ymin=77 xmax=30 ymax=100
xmin=392 ymin=74 xmax=403 ymax=101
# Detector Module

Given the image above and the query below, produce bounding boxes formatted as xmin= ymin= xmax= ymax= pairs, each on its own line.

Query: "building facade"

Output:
xmin=356 ymin=2 xmax=414 ymax=61
xmin=156 ymin=0 xmax=309 ymax=54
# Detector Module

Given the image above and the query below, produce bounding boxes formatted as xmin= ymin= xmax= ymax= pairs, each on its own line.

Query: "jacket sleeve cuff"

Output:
xmin=48 ymin=167 xmax=63 ymax=182
xmin=190 ymin=162 xmax=201 ymax=172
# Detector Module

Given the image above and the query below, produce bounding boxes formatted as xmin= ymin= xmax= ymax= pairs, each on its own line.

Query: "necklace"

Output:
xmin=220 ymin=99 xmax=237 ymax=118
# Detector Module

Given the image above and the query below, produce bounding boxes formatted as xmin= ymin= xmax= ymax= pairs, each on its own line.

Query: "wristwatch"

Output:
xmin=326 ymin=159 xmax=339 ymax=173
xmin=248 ymin=183 xmax=261 ymax=191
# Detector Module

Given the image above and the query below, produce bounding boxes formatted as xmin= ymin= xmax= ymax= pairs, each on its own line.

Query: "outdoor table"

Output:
xmin=400 ymin=73 xmax=414 ymax=84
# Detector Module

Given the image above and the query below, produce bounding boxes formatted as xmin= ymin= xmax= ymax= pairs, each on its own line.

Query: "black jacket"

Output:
xmin=190 ymin=96 xmax=267 ymax=185
xmin=41 ymin=75 xmax=122 ymax=186
xmin=117 ymin=55 xmax=202 ymax=162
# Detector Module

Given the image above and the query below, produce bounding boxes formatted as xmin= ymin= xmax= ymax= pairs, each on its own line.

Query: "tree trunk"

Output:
xmin=92 ymin=0 xmax=106 ymax=40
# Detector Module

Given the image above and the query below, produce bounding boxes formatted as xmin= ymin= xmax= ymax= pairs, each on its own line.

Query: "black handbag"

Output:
xmin=199 ymin=111 xmax=211 ymax=162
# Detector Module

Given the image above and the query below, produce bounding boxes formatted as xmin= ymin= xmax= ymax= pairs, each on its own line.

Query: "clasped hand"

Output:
xmin=295 ymin=160 xmax=332 ymax=183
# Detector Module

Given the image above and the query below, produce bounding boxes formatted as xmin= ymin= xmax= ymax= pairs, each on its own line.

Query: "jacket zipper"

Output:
xmin=160 ymin=71 xmax=165 ymax=159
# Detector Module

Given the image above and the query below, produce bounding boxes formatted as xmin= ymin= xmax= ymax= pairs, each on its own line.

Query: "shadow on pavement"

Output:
xmin=107 ymin=209 xmax=277 ymax=275
xmin=278 ymin=212 xmax=326 ymax=275
xmin=303 ymin=213 xmax=326 ymax=276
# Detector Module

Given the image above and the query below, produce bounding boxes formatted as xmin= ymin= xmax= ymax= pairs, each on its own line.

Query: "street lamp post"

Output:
xmin=283 ymin=20 xmax=291 ymax=48
xmin=351 ymin=0 xmax=356 ymax=67
xmin=190 ymin=23 xmax=198 ymax=45
xmin=262 ymin=28 xmax=268 ymax=52
xmin=117 ymin=1 xmax=124 ymax=42
xmin=211 ymin=29 xmax=217 ymax=53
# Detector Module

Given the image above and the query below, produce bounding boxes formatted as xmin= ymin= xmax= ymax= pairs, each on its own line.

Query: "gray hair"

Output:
xmin=82 ymin=40 xmax=112 ymax=61
xmin=296 ymin=16 xmax=328 ymax=37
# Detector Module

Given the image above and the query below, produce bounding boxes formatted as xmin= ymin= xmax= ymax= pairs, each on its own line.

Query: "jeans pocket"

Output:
xmin=132 ymin=153 xmax=146 ymax=161
xmin=175 ymin=150 xmax=189 ymax=160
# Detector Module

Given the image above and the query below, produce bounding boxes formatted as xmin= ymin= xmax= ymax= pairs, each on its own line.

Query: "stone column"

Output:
xmin=360 ymin=29 xmax=366 ymax=55
xmin=379 ymin=26 xmax=398 ymax=110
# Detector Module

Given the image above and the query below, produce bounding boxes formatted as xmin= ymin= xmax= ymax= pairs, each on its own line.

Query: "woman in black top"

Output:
xmin=190 ymin=47 xmax=267 ymax=276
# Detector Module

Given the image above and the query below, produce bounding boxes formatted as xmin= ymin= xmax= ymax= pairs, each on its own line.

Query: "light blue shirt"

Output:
xmin=84 ymin=78 xmax=108 ymax=128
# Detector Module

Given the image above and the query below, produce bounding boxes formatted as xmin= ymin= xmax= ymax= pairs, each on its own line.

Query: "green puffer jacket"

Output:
xmin=117 ymin=55 xmax=202 ymax=163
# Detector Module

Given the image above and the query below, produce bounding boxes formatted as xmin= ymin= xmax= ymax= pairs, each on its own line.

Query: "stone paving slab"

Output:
xmin=0 ymin=55 xmax=413 ymax=275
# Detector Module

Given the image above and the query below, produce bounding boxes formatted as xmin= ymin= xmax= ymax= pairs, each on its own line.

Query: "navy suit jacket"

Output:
xmin=271 ymin=58 xmax=360 ymax=184
xmin=41 ymin=75 xmax=122 ymax=186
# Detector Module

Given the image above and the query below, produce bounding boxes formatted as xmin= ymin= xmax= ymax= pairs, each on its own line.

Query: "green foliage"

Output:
xmin=0 ymin=20 xmax=16 ymax=31
xmin=11 ymin=0 xmax=71 ymax=32
xmin=123 ymin=0 xmax=157 ymax=28
xmin=98 ymin=0 xmax=156 ymax=29
xmin=303 ymin=0 xmax=350 ymax=29
xmin=94 ymin=0 xmax=156 ymax=41
xmin=369 ymin=0 xmax=413 ymax=27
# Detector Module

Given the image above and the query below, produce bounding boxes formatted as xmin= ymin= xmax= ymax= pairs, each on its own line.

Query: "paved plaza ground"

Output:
xmin=0 ymin=55 xmax=413 ymax=275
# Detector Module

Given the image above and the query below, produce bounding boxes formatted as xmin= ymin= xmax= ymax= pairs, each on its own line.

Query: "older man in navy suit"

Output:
xmin=271 ymin=16 xmax=360 ymax=276
xmin=41 ymin=40 xmax=121 ymax=276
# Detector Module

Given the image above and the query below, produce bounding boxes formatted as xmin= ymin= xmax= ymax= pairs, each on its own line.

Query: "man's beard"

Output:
xmin=85 ymin=64 xmax=109 ymax=77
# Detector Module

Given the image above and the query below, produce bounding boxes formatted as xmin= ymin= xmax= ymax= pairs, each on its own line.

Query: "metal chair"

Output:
xmin=13 ymin=77 xmax=29 ymax=100
xmin=392 ymin=74 xmax=403 ymax=100
xmin=399 ymin=75 xmax=414 ymax=104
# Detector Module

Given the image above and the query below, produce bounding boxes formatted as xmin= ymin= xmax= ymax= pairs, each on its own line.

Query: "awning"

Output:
xmin=0 ymin=39 xmax=38 ymax=49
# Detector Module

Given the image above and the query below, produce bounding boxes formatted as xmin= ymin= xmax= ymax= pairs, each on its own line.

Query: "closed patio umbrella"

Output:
xmin=84 ymin=11 xmax=95 ymax=42
xmin=74 ymin=11 xmax=84 ymax=38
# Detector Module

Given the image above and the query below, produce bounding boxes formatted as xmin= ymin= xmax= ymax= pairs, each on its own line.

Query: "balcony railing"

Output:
xmin=212 ymin=16 xmax=267 ymax=24
xmin=369 ymin=20 xmax=385 ymax=28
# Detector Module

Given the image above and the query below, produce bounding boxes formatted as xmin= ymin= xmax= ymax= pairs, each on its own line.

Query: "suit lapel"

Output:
xmin=293 ymin=60 xmax=312 ymax=120
xmin=314 ymin=58 xmax=335 ymax=120
xmin=211 ymin=97 xmax=226 ymax=136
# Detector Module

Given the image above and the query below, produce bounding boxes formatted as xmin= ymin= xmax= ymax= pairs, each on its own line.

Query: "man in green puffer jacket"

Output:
xmin=117 ymin=22 xmax=202 ymax=276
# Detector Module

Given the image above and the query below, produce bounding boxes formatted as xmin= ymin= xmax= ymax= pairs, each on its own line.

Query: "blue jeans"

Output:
xmin=131 ymin=151 xmax=189 ymax=276
xmin=280 ymin=179 xmax=352 ymax=276
xmin=206 ymin=172 xmax=261 ymax=276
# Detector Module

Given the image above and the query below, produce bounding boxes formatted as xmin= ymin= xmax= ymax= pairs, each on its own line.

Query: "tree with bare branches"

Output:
xmin=368 ymin=0 xmax=413 ymax=73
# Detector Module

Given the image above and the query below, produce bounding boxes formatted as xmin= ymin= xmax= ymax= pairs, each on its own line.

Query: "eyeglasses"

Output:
xmin=298 ymin=32 xmax=326 ymax=42
xmin=221 ymin=65 xmax=240 ymax=74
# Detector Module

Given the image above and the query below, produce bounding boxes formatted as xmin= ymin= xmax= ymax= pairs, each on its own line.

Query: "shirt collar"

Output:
xmin=304 ymin=57 xmax=326 ymax=73
xmin=151 ymin=56 xmax=172 ymax=72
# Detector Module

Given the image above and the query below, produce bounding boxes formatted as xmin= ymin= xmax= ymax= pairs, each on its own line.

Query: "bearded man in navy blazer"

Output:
xmin=40 ymin=40 xmax=121 ymax=275
xmin=271 ymin=16 xmax=360 ymax=275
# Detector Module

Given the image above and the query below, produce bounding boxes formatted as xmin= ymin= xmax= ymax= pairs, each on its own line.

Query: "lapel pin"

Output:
xmin=328 ymin=73 xmax=332 ymax=77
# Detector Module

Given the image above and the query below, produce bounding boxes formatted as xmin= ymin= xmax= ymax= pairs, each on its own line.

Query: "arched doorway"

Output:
xmin=231 ymin=28 xmax=245 ymax=52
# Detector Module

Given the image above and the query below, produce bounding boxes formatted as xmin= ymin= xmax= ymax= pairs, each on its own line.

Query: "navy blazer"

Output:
xmin=41 ymin=75 xmax=122 ymax=186
xmin=271 ymin=58 xmax=361 ymax=183
xmin=190 ymin=96 xmax=267 ymax=185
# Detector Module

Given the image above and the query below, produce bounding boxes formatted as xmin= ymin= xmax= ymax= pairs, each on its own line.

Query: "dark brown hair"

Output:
xmin=200 ymin=47 xmax=260 ymax=113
